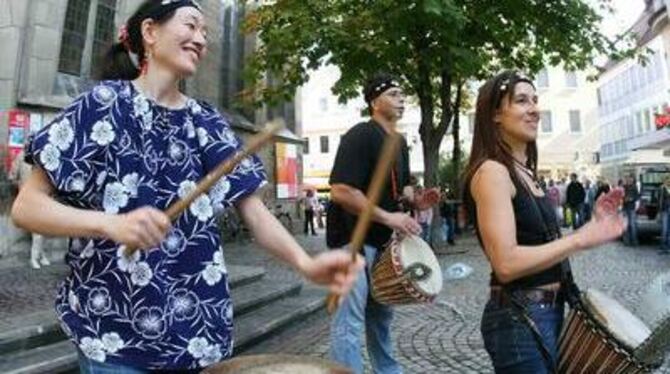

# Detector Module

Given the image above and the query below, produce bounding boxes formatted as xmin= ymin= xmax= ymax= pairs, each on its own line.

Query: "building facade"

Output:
xmin=596 ymin=0 xmax=670 ymax=182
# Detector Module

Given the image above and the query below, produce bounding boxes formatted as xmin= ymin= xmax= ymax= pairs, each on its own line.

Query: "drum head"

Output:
xmin=583 ymin=288 xmax=651 ymax=350
xmin=398 ymin=235 xmax=443 ymax=297
xmin=203 ymin=354 xmax=352 ymax=374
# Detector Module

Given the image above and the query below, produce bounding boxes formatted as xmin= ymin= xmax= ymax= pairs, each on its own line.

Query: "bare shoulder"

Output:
xmin=471 ymin=160 xmax=514 ymax=198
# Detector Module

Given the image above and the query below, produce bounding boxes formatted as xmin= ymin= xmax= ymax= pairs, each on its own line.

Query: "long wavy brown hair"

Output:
xmin=462 ymin=70 xmax=538 ymax=213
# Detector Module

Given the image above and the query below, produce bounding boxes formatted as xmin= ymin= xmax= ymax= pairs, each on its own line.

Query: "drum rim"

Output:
xmin=202 ymin=354 xmax=352 ymax=373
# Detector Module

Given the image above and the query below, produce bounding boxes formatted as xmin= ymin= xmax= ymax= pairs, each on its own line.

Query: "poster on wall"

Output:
xmin=6 ymin=109 xmax=30 ymax=171
xmin=276 ymin=143 xmax=298 ymax=199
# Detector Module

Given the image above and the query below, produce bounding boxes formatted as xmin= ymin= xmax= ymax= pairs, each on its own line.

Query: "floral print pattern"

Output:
xmin=27 ymin=80 xmax=266 ymax=370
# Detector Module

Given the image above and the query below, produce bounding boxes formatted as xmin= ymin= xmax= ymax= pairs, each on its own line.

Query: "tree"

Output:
xmin=242 ymin=0 xmax=634 ymax=188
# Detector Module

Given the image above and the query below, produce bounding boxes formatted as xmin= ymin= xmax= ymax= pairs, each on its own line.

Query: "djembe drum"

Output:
xmin=371 ymin=235 xmax=443 ymax=305
xmin=558 ymin=289 xmax=657 ymax=373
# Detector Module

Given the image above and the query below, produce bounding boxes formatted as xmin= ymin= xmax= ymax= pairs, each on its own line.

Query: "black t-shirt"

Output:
xmin=326 ymin=120 xmax=411 ymax=249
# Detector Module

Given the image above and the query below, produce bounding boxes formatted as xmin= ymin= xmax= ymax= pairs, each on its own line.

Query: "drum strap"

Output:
xmin=506 ymin=290 xmax=558 ymax=373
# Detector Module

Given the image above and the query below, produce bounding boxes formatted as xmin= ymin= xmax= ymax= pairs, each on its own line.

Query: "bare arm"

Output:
xmin=330 ymin=183 xmax=421 ymax=236
xmin=472 ymin=161 xmax=623 ymax=284
xmin=236 ymin=194 xmax=363 ymax=294
xmin=11 ymin=167 xmax=170 ymax=249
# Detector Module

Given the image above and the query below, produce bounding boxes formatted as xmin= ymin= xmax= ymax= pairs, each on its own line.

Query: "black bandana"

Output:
xmin=363 ymin=74 xmax=401 ymax=104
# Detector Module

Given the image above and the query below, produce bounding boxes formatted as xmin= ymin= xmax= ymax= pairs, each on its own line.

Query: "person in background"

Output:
xmin=414 ymin=186 xmax=433 ymax=245
xmin=303 ymin=189 xmax=318 ymax=236
xmin=583 ymin=179 xmax=596 ymax=223
xmin=546 ymin=179 xmax=562 ymax=225
xmin=566 ymin=173 xmax=586 ymax=230
xmin=659 ymin=177 xmax=670 ymax=254
xmin=8 ymin=148 xmax=50 ymax=269
xmin=622 ymin=175 xmax=640 ymax=246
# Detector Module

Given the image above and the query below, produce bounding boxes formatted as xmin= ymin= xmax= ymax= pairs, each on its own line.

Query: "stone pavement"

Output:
xmin=246 ymin=235 xmax=670 ymax=374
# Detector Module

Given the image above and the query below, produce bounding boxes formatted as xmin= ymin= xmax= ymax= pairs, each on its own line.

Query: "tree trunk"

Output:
xmin=451 ymin=82 xmax=463 ymax=196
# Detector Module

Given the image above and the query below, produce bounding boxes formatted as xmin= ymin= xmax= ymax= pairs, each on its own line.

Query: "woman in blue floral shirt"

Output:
xmin=11 ymin=1 xmax=363 ymax=372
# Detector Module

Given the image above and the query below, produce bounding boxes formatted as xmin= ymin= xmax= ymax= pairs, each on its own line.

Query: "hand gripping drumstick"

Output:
xmin=326 ymin=132 xmax=402 ymax=314
xmin=122 ymin=120 xmax=283 ymax=257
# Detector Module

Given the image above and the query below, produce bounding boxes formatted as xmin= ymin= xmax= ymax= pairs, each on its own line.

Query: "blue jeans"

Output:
xmin=78 ymin=352 xmax=200 ymax=373
xmin=623 ymin=208 xmax=639 ymax=245
xmin=330 ymin=245 xmax=401 ymax=374
xmin=481 ymin=297 xmax=564 ymax=373
xmin=661 ymin=210 xmax=670 ymax=251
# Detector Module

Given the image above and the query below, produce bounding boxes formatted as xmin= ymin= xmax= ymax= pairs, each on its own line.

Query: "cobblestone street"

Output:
xmin=246 ymin=234 xmax=670 ymax=373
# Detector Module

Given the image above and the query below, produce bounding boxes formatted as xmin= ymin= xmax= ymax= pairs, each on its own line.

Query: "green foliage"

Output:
xmin=438 ymin=148 xmax=468 ymax=193
xmin=242 ymin=0 xmax=636 ymax=186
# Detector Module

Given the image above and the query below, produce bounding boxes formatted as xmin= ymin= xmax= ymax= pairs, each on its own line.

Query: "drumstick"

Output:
xmin=122 ymin=120 xmax=283 ymax=257
xmin=326 ymin=132 xmax=402 ymax=314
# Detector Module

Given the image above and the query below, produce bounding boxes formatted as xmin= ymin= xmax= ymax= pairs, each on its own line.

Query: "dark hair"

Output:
xmin=95 ymin=1 xmax=179 ymax=80
xmin=462 ymin=70 xmax=538 ymax=211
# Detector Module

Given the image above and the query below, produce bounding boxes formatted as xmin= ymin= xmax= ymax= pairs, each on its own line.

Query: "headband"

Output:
xmin=364 ymin=79 xmax=401 ymax=104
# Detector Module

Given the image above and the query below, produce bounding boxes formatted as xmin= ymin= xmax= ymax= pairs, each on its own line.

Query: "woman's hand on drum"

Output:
xmin=385 ymin=212 xmax=422 ymax=236
xmin=299 ymin=250 xmax=365 ymax=296
xmin=104 ymin=206 xmax=171 ymax=250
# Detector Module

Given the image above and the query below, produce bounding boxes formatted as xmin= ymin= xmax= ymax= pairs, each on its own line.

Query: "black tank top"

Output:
xmin=472 ymin=176 xmax=564 ymax=288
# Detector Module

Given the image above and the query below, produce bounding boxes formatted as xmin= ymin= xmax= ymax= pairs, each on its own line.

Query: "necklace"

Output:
xmin=512 ymin=159 xmax=541 ymax=190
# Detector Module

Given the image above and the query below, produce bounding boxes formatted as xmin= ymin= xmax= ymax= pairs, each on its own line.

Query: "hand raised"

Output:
xmin=592 ymin=187 xmax=624 ymax=221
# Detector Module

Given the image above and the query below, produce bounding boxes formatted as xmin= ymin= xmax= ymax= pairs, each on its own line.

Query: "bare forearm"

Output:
xmin=493 ymin=234 xmax=583 ymax=284
xmin=12 ymin=188 xmax=107 ymax=238
xmin=238 ymin=196 xmax=311 ymax=273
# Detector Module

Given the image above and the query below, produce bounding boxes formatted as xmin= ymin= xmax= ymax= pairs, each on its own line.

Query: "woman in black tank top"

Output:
xmin=462 ymin=71 xmax=626 ymax=373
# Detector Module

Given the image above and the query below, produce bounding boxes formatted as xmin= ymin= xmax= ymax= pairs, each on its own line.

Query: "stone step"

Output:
xmin=0 ymin=340 xmax=77 ymax=374
xmin=0 ymin=265 xmax=266 ymax=356
xmin=231 ymin=278 xmax=302 ymax=316
xmin=233 ymin=285 xmax=327 ymax=354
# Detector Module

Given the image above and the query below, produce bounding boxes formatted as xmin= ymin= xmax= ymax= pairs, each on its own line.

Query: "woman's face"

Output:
xmin=495 ymin=82 xmax=539 ymax=143
xmin=148 ymin=7 xmax=208 ymax=77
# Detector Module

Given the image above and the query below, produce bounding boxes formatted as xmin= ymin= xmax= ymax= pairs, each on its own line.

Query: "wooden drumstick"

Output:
xmin=121 ymin=120 xmax=283 ymax=257
xmin=326 ymin=132 xmax=402 ymax=314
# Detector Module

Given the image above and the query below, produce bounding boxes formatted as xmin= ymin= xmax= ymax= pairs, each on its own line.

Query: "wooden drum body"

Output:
xmin=371 ymin=235 xmax=443 ymax=305
xmin=558 ymin=289 xmax=653 ymax=374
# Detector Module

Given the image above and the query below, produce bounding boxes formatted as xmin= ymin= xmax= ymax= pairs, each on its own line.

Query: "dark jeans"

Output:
xmin=481 ymin=296 xmax=564 ymax=373
xmin=623 ymin=208 xmax=639 ymax=246
xmin=304 ymin=209 xmax=316 ymax=234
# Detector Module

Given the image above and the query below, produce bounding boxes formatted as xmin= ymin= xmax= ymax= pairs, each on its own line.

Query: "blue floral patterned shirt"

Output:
xmin=26 ymin=80 xmax=267 ymax=370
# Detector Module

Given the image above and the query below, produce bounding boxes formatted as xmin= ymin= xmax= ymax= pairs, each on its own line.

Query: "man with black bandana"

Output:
xmin=328 ymin=73 xmax=421 ymax=374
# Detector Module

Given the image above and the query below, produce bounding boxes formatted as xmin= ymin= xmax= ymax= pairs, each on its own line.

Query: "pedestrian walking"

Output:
xmin=659 ymin=177 xmax=670 ymax=254
xmin=546 ymin=180 xmax=562 ymax=225
xmin=566 ymin=173 xmax=586 ymax=230
xmin=327 ymin=72 xmax=421 ymax=374
xmin=622 ymin=175 xmax=640 ymax=246
xmin=303 ymin=189 xmax=318 ymax=235
xmin=463 ymin=70 xmax=625 ymax=373
xmin=10 ymin=1 xmax=362 ymax=372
